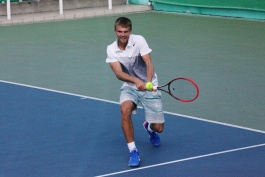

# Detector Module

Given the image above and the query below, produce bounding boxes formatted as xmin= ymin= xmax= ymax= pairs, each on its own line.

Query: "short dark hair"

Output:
xmin=114 ymin=17 xmax=132 ymax=30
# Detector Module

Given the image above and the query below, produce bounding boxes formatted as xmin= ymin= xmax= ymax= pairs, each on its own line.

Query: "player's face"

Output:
xmin=115 ymin=25 xmax=131 ymax=46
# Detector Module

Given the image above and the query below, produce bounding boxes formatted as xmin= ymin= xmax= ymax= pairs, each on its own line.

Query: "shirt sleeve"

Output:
xmin=106 ymin=45 xmax=118 ymax=63
xmin=139 ymin=35 xmax=152 ymax=56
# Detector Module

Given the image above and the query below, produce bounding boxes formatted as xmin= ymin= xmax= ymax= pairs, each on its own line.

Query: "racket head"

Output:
xmin=167 ymin=77 xmax=199 ymax=102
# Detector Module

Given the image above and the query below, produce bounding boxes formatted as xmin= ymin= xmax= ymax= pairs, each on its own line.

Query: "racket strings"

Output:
xmin=169 ymin=79 xmax=198 ymax=102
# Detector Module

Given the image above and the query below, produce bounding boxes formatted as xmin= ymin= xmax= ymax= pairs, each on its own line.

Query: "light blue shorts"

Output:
xmin=120 ymin=86 xmax=165 ymax=124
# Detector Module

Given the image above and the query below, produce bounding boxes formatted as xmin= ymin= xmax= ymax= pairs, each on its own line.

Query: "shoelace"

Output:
xmin=130 ymin=150 xmax=139 ymax=160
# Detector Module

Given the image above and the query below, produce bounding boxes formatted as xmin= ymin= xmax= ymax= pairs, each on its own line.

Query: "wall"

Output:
xmin=0 ymin=0 xmax=126 ymax=15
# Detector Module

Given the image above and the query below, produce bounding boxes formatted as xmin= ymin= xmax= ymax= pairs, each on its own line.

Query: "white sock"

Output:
xmin=127 ymin=142 xmax=137 ymax=152
xmin=148 ymin=123 xmax=154 ymax=133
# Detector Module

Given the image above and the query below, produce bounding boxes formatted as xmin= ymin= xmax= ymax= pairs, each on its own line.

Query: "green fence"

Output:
xmin=149 ymin=0 xmax=265 ymax=19
xmin=129 ymin=0 xmax=149 ymax=5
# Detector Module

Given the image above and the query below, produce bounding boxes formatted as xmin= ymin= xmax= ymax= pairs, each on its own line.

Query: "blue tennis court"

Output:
xmin=1 ymin=81 xmax=265 ymax=177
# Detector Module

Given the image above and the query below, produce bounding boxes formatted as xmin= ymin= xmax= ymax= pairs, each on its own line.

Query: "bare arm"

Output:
xmin=109 ymin=61 xmax=145 ymax=90
xmin=142 ymin=53 xmax=154 ymax=83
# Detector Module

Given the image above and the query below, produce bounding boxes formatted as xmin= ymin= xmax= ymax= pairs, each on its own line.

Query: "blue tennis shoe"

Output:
xmin=143 ymin=121 xmax=160 ymax=147
xmin=128 ymin=149 xmax=140 ymax=167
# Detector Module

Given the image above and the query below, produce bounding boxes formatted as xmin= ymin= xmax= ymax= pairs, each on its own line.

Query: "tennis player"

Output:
xmin=106 ymin=17 xmax=165 ymax=167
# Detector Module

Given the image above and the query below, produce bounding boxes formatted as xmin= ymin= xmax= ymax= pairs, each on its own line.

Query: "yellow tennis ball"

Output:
xmin=145 ymin=82 xmax=153 ymax=90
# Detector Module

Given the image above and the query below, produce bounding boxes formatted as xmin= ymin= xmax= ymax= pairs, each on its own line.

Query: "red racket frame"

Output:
xmin=157 ymin=77 xmax=199 ymax=102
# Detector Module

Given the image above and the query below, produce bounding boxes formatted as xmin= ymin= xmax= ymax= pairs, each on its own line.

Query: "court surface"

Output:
xmin=1 ymin=81 xmax=265 ymax=177
xmin=1 ymin=11 xmax=265 ymax=177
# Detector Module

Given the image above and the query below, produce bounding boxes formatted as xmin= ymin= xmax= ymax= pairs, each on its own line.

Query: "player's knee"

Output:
xmin=153 ymin=124 xmax=164 ymax=133
xmin=157 ymin=127 xmax=164 ymax=133
xmin=120 ymin=105 xmax=131 ymax=117
xmin=120 ymin=101 xmax=135 ymax=116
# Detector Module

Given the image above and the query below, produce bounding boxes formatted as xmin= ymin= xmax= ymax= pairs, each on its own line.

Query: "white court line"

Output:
xmin=1 ymin=79 xmax=265 ymax=135
xmin=165 ymin=112 xmax=265 ymax=134
xmin=95 ymin=143 xmax=265 ymax=177
xmin=0 ymin=80 xmax=118 ymax=105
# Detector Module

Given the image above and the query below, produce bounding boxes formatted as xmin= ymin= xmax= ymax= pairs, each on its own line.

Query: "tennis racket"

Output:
xmin=156 ymin=77 xmax=199 ymax=102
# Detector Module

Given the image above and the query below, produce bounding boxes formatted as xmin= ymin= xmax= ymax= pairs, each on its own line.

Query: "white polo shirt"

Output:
xmin=106 ymin=34 xmax=158 ymax=89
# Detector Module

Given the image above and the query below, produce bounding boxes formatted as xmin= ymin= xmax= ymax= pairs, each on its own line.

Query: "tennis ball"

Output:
xmin=145 ymin=82 xmax=153 ymax=91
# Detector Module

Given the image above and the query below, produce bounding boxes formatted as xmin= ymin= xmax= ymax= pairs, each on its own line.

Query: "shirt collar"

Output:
xmin=115 ymin=34 xmax=133 ymax=51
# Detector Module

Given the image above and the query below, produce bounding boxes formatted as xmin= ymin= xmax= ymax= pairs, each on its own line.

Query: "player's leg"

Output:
xmin=120 ymin=87 xmax=140 ymax=167
xmin=142 ymin=90 xmax=165 ymax=147
xmin=120 ymin=100 xmax=136 ymax=143
xmin=150 ymin=123 xmax=164 ymax=133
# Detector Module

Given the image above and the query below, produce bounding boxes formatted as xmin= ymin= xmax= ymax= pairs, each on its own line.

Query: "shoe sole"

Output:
xmin=128 ymin=163 xmax=140 ymax=167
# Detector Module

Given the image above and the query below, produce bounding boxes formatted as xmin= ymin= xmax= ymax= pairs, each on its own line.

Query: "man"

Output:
xmin=106 ymin=17 xmax=165 ymax=167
